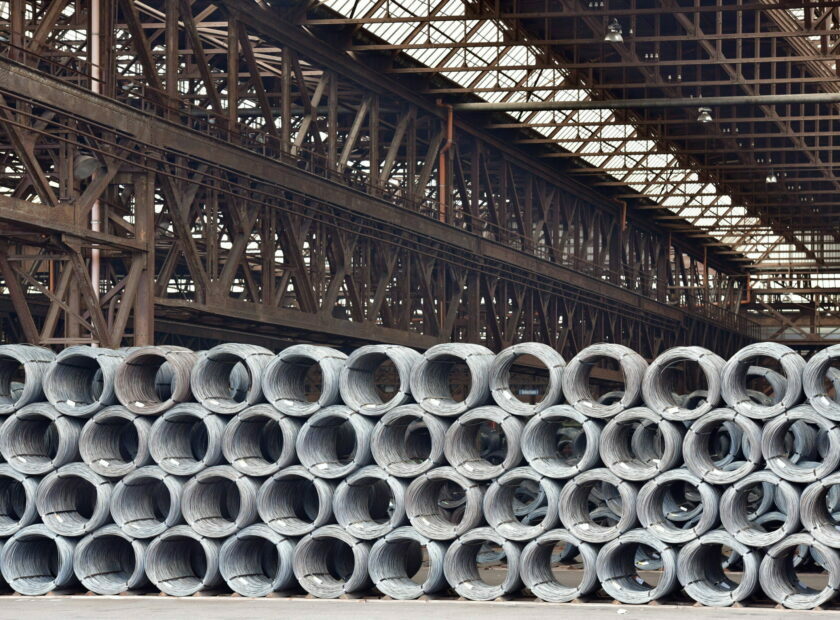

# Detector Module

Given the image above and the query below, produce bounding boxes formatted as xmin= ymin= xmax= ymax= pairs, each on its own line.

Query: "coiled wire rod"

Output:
xmin=333 ymin=465 xmax=407 ymax=540
xmin=410 ymin=343 xmax=495 ymax=417
xmin=221 ymin=404 xmax=301 ymax=476
xmin=367 ymin=526 xmax=448 ymax=599
xmin=677 ymin=529 xmax=760 ymax=607
xmin=218 ymin=523 xmax=296 ymax=597
xmin=720 ymin=470 xmax=800 ymax=547
xmin=804 ymin=345 xmax=840 ymax=420
xmin=519 ymin=529 xmax=599 ymax=603
xmin=721 ymin=342 xmax=805 ymax=419
xmin=596 ymin=528 xmax=679 ymax=604
xmin=43 ymin=346 xmax=126 ymax=417
xmin=293 ymin=524 xmax=372 ymax=598
xmin=181 ymin=465 xmax=260 ymax=538
xmin=370 ymin=404 xmax=450 ymax=478
xmin=488 ymin=342 xmax=566 ymax=416
xmin=443 ymin=406 xmax=524 ymax=480
xmin=190 ymin=343 xmax=274 ymax=414
xmin=562 ymin=344 xmax=648 ymax=418
xmin=636 ymin=469 xmax=720 ymax=543
xmin=0 ymin=464 xmax=39 ymax=536
xmin=110 ymin=465 xmax=185 ymax=538
xmin=682 ymin=408 xmax=763 ymax=485
xmin=296 ymin=405 xmax=375 ymax=479
xmin=800 ymin=473 xmax=840 ymax=548
xmin=79 ymin=406 xmax=152 ymax=478
xmin=0 ymin=524 xmax=76 ymax=595
xmin=0 ymin=402 xmax=82 ymax=475
xmin=0 ymin=344 xmax=54 ymax=414
xmin=115 ymin=345 xmax=198 ymax=415
xmin=747 ymin=365 xmax=788 ymax=404
xmin=558 ymin=468 xmax=638 ymax=543
xmin=257 ymin=466 xmax=335 ymax=536
xmin=483 ymin=466 xmax=561 ymax=541
xmin=148 ymin=403 xmax=226 ymax=476
xmin=520 ymin=405 xmax=602 ymax=478
xmin=262 ymin=344 xmax=347 ymax=417
xmin=443 ymin=526 xmax=522 ymax=601
xmin=642 ymin=346 xmax=725 ymax=421
xmin=339 ymin=345 xmax=422 ymax=415
xmin=35 ymin=463 xmax=113 ymax=537
xmin=145 ymin=525 xmax=222 ymax=596
xmin=761 ymin=404 xmax=840 ymax=483
xmin=599 ymin=407 xmax=683 ymax=481
xmin=405 ymin=466 xmax=485 ymax=540
xmin=73 ymin=524 xmax=149 ymax=594
xmin=760 ymin=533 xmax=840 ymax=610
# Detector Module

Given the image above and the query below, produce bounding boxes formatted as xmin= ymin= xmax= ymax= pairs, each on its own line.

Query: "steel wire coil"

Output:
xmin=596 ymin=528 xmax=679 ymax=604
xmin=181 ymin=465 xmax=260 ymax=538
xmin=801 ymin=473 xmax=840 ymax=548
xmin=367 ymin=526 xmax=448 ymax=599
xmin=443 ymin=526 xmax=522 ymax=601
xmin=804 ymin=345 xmax=840 ymax=420
xmin=0 ymin=524 xmax=76 ymax=595
xmin=520 ymin=405 xmax=602 ymax=478
xmin=110 ymin=465 xmax=185 ymax=538
xmin=221 ymin=404 xmax=301 ymax=476
xmin=0 ymin=402 xmax=82 ymax=475
xmin=483 ymin=466 xmax=561 ymax=541
xmin=677 ymin=529 xmax=760 ymax=607
xmin=218 ymin=523 xmax=296 ymax=597
xmin=760 ymin=533 xmax=840 ymax=610
xmin=333 ymin=465 xmax=407 ymax=540
xmin=642 ymin=346 xmax=725 ymax=421
xmin=73 ymin=524 xmax=149 ymax=594
xmin=405 ymin=466 xmax=485 ymax=540
xmin=262 ymin=344 xmax=347 ymax=417
xmin=370 ymin=404 xmax=450 ymax=477
xmin=720 ymin=470 xmax=800 ymax=547
xmin=257 ymin=465 xmax=335 ymax=536
xmin=79 ymin=405 xmax=152 ymax=478
xmin=488 ymin=342 xmax=566 ymax=416
xmin=558 ymin=468 xmax=638 ymax=543
xmin=340 ymin=345 xmax=422 ymax=415
xmin=35 ymin=462 xmax=113 ymax=536
xmin=562 ymin=344 xmax=648 ymax=418
xmin=0 ymin=344 xmax=55 ymax=414
xmin=148 ymin=403 xmax=226 ymax=476
xmin=599 ymin=407 xmax=683 ymax=481
xmin=761 ymin=404 xmax=840 ymax=483
xmin=296 ymin=405 xmax=375 ymax=479
xmin=747 ymin=365 xmax=788 ymax=404
xmin=293 ymin=524 xmax=372 ymax=598
xmin=636 ymin=469 xmax=720 ymax=543
xmin=443 ymin=406 xmax=523 ymax=480
xmin=145 ymin=524 xmax=222 ymax=596
xmin=0 ymin=463 xmax=39 ymax=536
xmin=682 ymin=408 xmax=763 ymax=485
xmin=721 ymin=343 xmax=805 ymax=419
xmin=519 ymin=528 xmax=599 ymax=603
xmin=410 ymin=343 xmax=495 ymax=416
xmin=115 ymin=345 xmax=198 ymax=415
xmin=190 ymin=343 xmax=274 ymax=414
xmin=43 ymin=346 xmax=126 ymax=417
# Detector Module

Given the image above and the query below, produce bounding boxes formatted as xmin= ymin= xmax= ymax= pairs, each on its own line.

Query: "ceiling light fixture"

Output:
xmin=604 ymin=19 xmax=623 ymax=43
xmin=766 ymin=170 xmax=778 ymax=184
xmin=697 ymin=107 xmax=713 ymax=123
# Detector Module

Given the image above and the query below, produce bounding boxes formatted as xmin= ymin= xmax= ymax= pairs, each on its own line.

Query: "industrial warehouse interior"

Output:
xmin=1 ymin=0 xmax=840 ymax=617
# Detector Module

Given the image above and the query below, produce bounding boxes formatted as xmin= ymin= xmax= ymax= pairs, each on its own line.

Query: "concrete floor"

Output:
xmin=0 ymin=596 xmax=837 ymax=620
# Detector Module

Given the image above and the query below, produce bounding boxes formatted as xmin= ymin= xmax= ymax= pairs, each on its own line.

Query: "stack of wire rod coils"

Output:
xmin=2 ymin=340 xmax=840 ymax=609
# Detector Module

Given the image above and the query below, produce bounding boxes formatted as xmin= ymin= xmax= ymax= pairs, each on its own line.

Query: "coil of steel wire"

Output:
xmin=148 ymin=403 xmax=226 ymax=476
xmin=443 ymin=526 xmax=522 ymax=601
xmin=333 ymin=465 xmax=406 ymax=540
xmin=488 ymin=342 xmax=566 ymax=416
xmin=221 ymin=404 xmax=301 ymax=476
xmin=761 ymin=404 xmax=840 ymax=483
xmin=0 ymin=344 xmax=55 ymax=414
xmin=292 ymin=524 xmax=372 ymax=598
xmin=367 ymin=526 xmax=448 ymax=599
xmin=73 ymin=524 xmax=149 ymax=594
xmin=0 ymin=524 xmax=77 ymax=595
xmin=682 ymin=408 xmax=763 ymax=485
xmin=110 ymin=465 xmax=185 ymax=538
xmin=262 ymin=344 xmax=347 ymax=417
xmin=760 ymin=533 xmax=840 ymax=610
xmin=79 ymin=405 xmax=152 ymax=478
xmin=35 ymin=462 xmax=113 ymax=537
xmin=636 ymin=469 xmax=720 ymax=544
xmin=677 ymin=529 xmax=760 ymax=607
xmin=599 ymin=407 xmax=683 ymax=481
xmin=800 ymin=473 xmax=840 ymax=548
xmin=482 ymin=466 xmax=560 ymax=541
xmin=296 ymin=405 xmax=375 ymax=479
xmin=719 ymin=470 xmax=800 ymax=547
xmin=803 ymin=345 xmax=840 ymax=420
xmin=218 ymin=523 xmax=296 ymax=597
xmin=519 ymin=528 xmax=599 ymax=603
xmin=0 ymin=402 xmax=82 ymax=475
xmin=405 ymin=466 xmax=485 ymax=540
xmin=558 ymin=468 xmax=638 ymax=543
xmin=115 ymin=345 xmax=198 ymax=415
xmin=721 ymin=342 xmax=805 ymax=419
xmin=340 ymin=344 xmax=422 ymax=415
xmin=190 ymin=343 xmax=274 ymax=414
xmin=181 ymin=465 xmax=260 ymax=538
xmin=370 ymin=404 xmax=450 ymax=478
xmin=0 ymin=464 xmax=39 ymax=537
xmin=257 ymin=465 xmax=336 ymax=536
xmin=562 ymin=344 xmax=648 ymax=418
xmin=520 ymin=405 xmax=603 ymax=479
xmin=410 ymin=343 xmax=495 ymax=417
xmin=443 ymin=406 xmax=523 ymax=481
xmin=43 ymin=346 xmax=126 ymax=417
xmin=642 ymin=346 xmax=725 ymax=421
xmin=596 ymin=528 xmax=679 ymax=604
xmin=145 ymin=524 xmax=222 ymax=596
